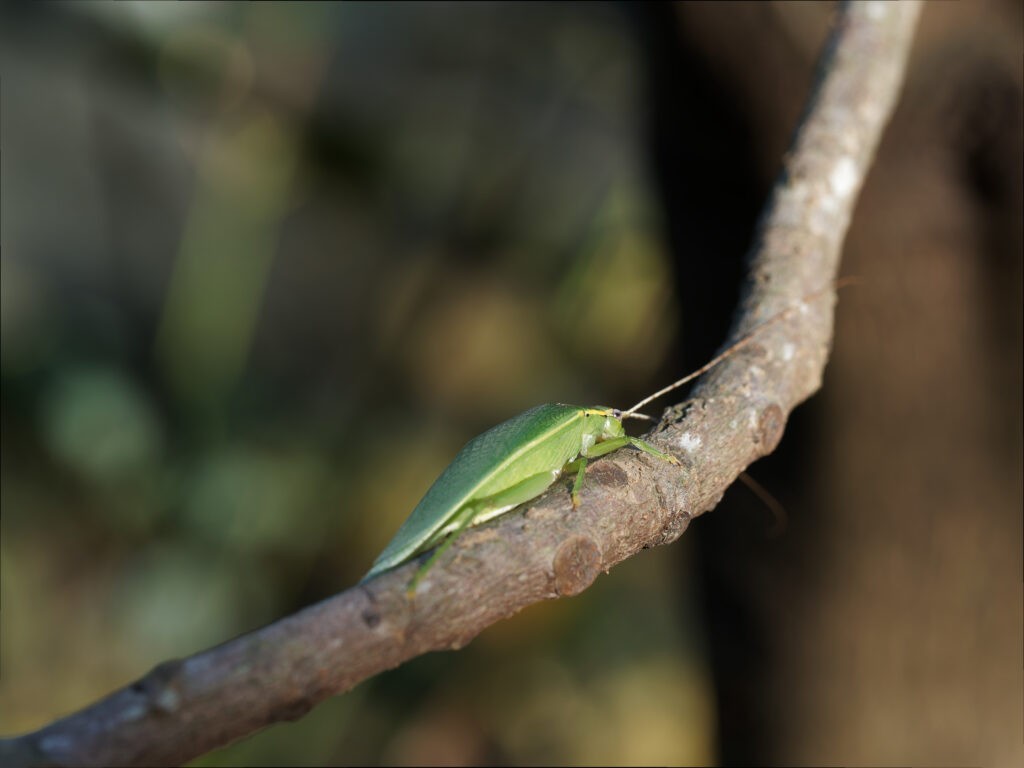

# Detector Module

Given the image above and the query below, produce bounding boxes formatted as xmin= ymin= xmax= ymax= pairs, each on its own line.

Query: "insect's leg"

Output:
xmin=581 ymin=435 xmax=631 ymax=458
xmin=626 ymin=437 xmax=680 ymax=465
xmin=408 ymin=502 xmax=478 ymax=597
xmin=583 ymin=435 xmax=680 ymax=465
xmin=563 ymin=458 xmax=588 ymax=508
xmin=407 ymin=470 xmax=561 ymax=596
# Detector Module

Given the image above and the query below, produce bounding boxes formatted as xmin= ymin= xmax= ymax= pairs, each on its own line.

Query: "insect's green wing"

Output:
xmin=362 ymin=403 xmax=584 ymax=582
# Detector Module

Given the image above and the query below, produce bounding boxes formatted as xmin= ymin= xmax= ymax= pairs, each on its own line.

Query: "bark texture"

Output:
xmin=0 ymin=2 xmax=922 ymax=765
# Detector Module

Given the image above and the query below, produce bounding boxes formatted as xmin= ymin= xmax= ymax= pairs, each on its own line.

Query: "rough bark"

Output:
xmin=0 ymin=2 xmax=922 ymax=766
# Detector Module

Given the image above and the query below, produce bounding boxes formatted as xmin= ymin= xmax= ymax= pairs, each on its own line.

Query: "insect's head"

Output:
xmin=584 ymin=407 xmax=625 ymax=439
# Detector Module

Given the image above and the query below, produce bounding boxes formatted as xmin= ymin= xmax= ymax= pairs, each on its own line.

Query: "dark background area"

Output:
xmin=1 ymin=2 xmax=1020 ymax=765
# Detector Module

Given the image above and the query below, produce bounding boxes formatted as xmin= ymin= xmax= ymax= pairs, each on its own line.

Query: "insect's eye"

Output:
xmin=612 ymin=409 xmax=622 ymax=419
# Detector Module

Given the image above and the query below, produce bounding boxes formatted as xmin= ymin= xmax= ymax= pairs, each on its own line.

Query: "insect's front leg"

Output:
xmin=583 ymin=435 xmax=680 ymax=465
xmin=626 ymin=437 xmax=680 ymax=465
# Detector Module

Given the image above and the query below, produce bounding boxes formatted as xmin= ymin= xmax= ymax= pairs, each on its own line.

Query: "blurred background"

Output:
xmin=0 ymin=2 xmax=1020 ymax=765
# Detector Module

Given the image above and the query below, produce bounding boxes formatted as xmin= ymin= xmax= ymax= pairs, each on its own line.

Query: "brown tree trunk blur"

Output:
xmin=638 ymin=1 xmax=1023 ymax=764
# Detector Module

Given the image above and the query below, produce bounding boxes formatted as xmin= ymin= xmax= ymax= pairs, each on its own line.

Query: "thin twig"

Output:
xmin=0 ymin=3 xmax=922 ymax=766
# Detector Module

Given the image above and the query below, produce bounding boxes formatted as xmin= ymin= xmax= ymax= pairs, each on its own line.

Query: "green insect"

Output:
xmin=362 ymin=403 xmax=677 ymax=594
xmin=362 ymin=284 xmax=843 ymax=595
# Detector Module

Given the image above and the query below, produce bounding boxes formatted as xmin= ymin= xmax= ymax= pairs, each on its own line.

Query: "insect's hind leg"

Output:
xmin=407 ymin=501 xmax=478 ymax=596
xmin=407 ymin=469 xmax=561 ymax=596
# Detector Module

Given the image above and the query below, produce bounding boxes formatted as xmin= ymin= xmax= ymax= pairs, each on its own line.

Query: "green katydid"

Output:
xmin=362 ymin=403 xmax=676 ymax=594
xmin=363 ymin=282 xmax=848 ymax=594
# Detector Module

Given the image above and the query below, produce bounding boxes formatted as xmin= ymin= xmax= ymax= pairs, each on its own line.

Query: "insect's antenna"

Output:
xmin=738 ymin=471 xmax=787 ymax=538
xmin=622 ymin=412 xmax=656 ymax=422
xmin=623 ymin=276 xmax=861 ymax=417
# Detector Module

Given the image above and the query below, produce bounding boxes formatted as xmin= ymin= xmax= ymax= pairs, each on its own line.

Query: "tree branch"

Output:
xmin=1 ymin=2 xmax=922 ymax=766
